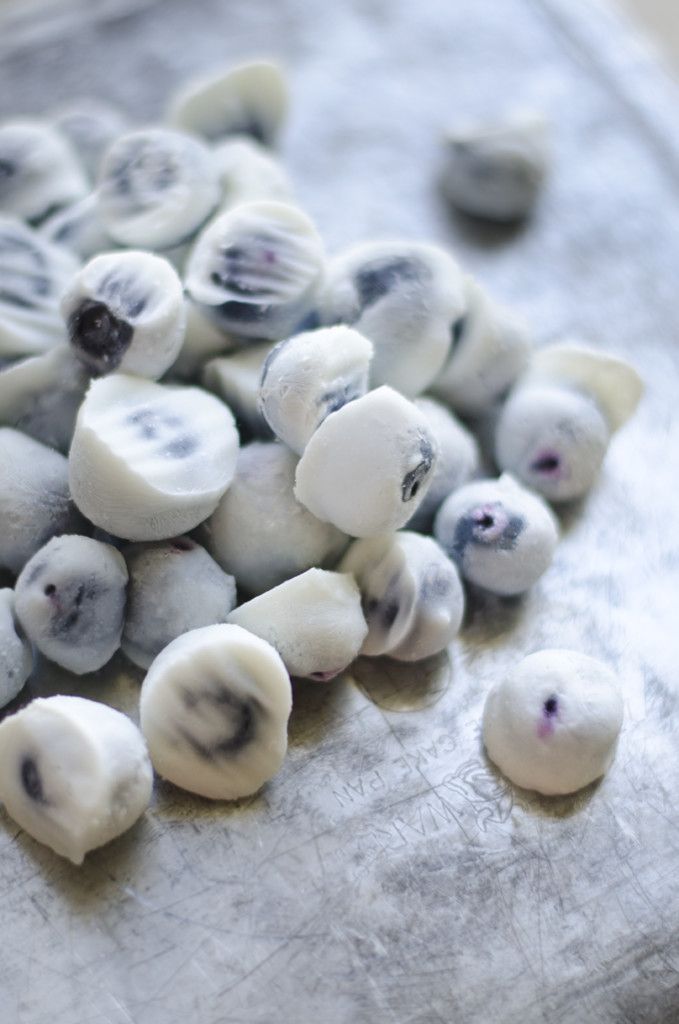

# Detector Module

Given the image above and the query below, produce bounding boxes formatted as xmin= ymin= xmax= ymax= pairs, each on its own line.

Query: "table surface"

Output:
xmin=1 ymin=1 xmax=679 ymax=1022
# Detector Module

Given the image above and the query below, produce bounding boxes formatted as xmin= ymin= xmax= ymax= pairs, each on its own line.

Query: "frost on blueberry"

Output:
xmin=340 ymin=532 xmax=465 ymax=662
xmin=139 ymin=623 xmax=292 ymax=800
xmin=184 ymin=200 xmax=324 ymax=341
xmin=96 ymin=128 xmax=220 ymax=250
xmin=0 ymin=695 xmax=152 ymax=863
xmin=318 ymin=241 xmax=466 ymax=398
xmin=14 ymin=535 xmax=128 ymax=675
xmin=61 ymin=250 xmax=186 ymax=378
xmin=122 ymin=537 xmax=237 ymax=670
xmin=434 ymin=474 xmax=558 ymax=596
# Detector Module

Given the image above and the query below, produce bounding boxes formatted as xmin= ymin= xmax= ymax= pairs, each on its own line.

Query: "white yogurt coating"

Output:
xmin=171 ymin=299 xmax=240 ymax=381
xmin=228 ymin=569 xmax=367 ymax=680
xmin=0 ymin=695 xmax=153 ymax=864
xmin=434 ymin=473 xmax=558 ymax=596
xmin=167 ymin=60 xmax=288 ymax=147
xmin=340 ymin=532 xmax=465 ymax=661
xmin=15 ymin=535 xmax=128 ymax=675
xmin=202 ymin=343 xmax=274 ymax=437
xmin=0 ymin=589 xmax=33 ymax=709
xmin=0 ymin=119 xmax=88 ymax=222
xmin=482 ymin=649 xmax=624 ymax=795
xmin=259 ymin=325 xmax=374 ymax=454
xmin=139 ymin=623 xmax=292 ymax=800
xmin=206 ymin=442 xmax=348 ymax=595
xmin=214 ymin=136 xmax=293 ymax=210
xmin=96 ymin=128 xmax=220 ymax=250
xmin=122 ymin=537 xmax=237 ymax=670
xmin=69 ymin=374 xmax=239 ymax=540
xmin=40 ymin=193 xmax=117 ymax=261
xmin=0 ymin=344 xmax=90 ymax=453
xmin=407 ymin=397 xmax=480 ymax=532
xmin=0 ymin=428 xmax=82 ymax=574
xmin=295 ymin=386 xmax=438 ymax=538
xmin=185 ymin=200 xmax=325 ymax=341
xmin=52 ymin=98 xmax=129 ymax=182
xmin=441 ymin=111 xmax=550 ymax=222
xmin=430 ymin=275 xmax=531 ymax=416
xmin=0 ymin=215 xmax=80 ymax=358
xmin=61 ymin=250 xmax=186 ymax=378
xmin=319 ymin=240 xmax=466 ymax=398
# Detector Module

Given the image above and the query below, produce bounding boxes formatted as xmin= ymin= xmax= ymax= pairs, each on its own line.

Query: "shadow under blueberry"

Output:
xmin=151 ymin=774 xmax=267 ymax=823
xmin=480 ymin=745 xmax=603 ymax=820
xmin=287 ymin=674 xmax=350 ymax=747
xmin=461 ymin=584 xmax=528 ymax=647
xmin=350 ymin=650 xmax=453 ymax=713
xmin=439 ymin=195 xmax=531 ymax=249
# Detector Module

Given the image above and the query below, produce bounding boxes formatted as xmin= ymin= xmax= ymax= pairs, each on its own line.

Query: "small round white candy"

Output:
xmin=205 ymin=442 xmax=347 ymax=595
xmin=496 ymin=385 xmax=610 ymax=503
xmin=0 ymin=119 xmax=88 ymax=222
xmin=167 ymin=60 xmax=288 ymax=146
xmin=69 ymin=374 xmax=239 ymax=540
xmin=0 ymin=695 xmax=152 ymax=864
xmin=434 ymin=474 xmax=558 ymax=596
xmin=483 ymin=649 xmax=624 ymax=795
xmin=97 ymin=128 xmax=220 ymax=249
xmin=214 ymin=136 xmax=292 ymax=209
xmin=0 ymin=344 xmax=89 ymax=453
xmin=0 ymin=589 xmax=33 ymax=709
xmin=140 ymin=623 xmax=292 ymax=800
xmin=202 ymin=343 xmax=273 ymax=437
xmin=259 ymin=326 xmax=374 ymax=454
xmin=431 ymin=276 xmax=531 ymax=415
xmin=185 ymin=200 xmax=324 ymax=341
xmin=0 ymin=428 xmax=82 ymax=574
xmin=61 ymin=250 xmax=186 ymax=378
xmin=0 ymin=216 xmax=79 ymax=358
xmin=52 ymin=99 xmax=129 ymax=181
xmin=228 ymin=569 xmax=367 ymax=680
xmin=441 ymin=111 xmax=549 ymax=222
xmin=294 ymin=386 xmax=438 ymax=538
xmin=40 ymin=193 xmax=116 ymax=261
xmin=15 ymin=535 xmax=128 ymax=675
xmin=340 ymin=532 xmax=464 ymax=662
xmin=407 ymin=397 xmax=480 ymax=532
xmin=319 ymin=241 xmax=466 ymax=398
xmin=123 ymin=537 xmax=236 ymax=670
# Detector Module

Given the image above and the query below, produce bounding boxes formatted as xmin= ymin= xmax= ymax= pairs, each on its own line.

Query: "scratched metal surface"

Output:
xmin=1 ymin=0 xmax=679 ymax=1021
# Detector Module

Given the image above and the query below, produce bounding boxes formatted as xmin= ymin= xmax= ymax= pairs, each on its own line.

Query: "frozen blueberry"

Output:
xmin=202 ymin=343 xmax=274 ymax=437
xmin=96 ymin=128 xmax=220 ymax=250
xmin=340 ymin=532 xmax=465 ymax=661
xmin=122 ymin=537 xmax=236 ymax=670
xmin=434 ymin=474 xmax=559 ymax=595
xmin=52 ymin=99 xmax=129 ymax=182
xmin=204 ymin=442 xmax=348 ymax=595
xmin=139 ymin=624 xmax=292 ymax=799
xmin=318 ymin=241 xmax=466 ymax=397
xmin=441 ymin=111 xmax=550 ymax=223
xmin=0 ymin=695 xmax=152 ymax=863
xmin=61 ymin=250 xmax=186 ymax=378
xmin=0 ymin=215 xmax=79 ymax=359
xmin=0 ymin=428 xmax=83 ymax=574
xmin=0 ymin=119 xmax=88 ymax=222
xmin=69 ymin=373 xmax=239 ymax=540
xmin=0 ymin=588 xmax=33 ymax=709
xmin=185 ymin=200 xmax=325 ymax=341
xmin=14 ymin=535 xmax=128 ymax=675
xmin=431 ymin=275 xmax=531 ymax=416
xmin=258 ymin=325 xmax=374 ymax=454
xmin=0 ymin=344 xmax=90 ymax=453
xmin=406 ymin=398 xmax=480 ymax=532
xmin=228 ymin=569 xmax=367 ymax=680
xmin=167 ymin=61 xmax=288 ymax=147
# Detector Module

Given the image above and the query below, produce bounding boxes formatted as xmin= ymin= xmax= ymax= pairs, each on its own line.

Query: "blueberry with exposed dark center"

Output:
xmin=67 ymin=299 xmax=133 ymax=374
xmin=354 ymin=257 xmax=425 ymax=312
xmin=401 ymin=435 xmax=435 ymax=503
xmin=20 ymin=755 xmax=46 ymax=803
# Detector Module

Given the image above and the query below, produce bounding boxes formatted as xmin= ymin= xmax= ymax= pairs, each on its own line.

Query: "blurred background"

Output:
xmin=621 ymin=0 xmax=679 ymax=70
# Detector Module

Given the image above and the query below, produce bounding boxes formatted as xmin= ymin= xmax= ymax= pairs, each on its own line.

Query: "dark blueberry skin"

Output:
xmin=0 ymin=228 xmax=50 ymax=309
xmin=109 ymin=139 xmax=178 ymax=213
xmin=543 ymin=696 xmax=559 ymax=716
xmin=178 ymin=686 xmax=261 ymax=761
xmin=353 ymin=257 xmax=427 ymax=315
xmin=20 ymin=756 xmax=47 ymax=804
xmin=319 ymin=382 xmax=363 ymax=417
xmin=364 ymin=572 xmax=402 ymax=634
xmin=68 ymin=299 xmax=133 ymax=374
xmin=402 ymin=435 xmax=435 ymax=503
xmin=451 ymin=503 xmax=524 ymax=560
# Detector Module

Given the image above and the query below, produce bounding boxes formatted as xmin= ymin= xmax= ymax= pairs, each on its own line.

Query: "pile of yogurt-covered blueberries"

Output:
xmin=0 ymin=61 xmax=643 ymax=865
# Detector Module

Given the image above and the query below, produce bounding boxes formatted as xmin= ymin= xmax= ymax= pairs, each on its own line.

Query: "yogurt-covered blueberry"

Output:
xmin=0 ymin=119 xmax=88 ymax=222
xmin=0 ymin=588 xmax=33 ymax=709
